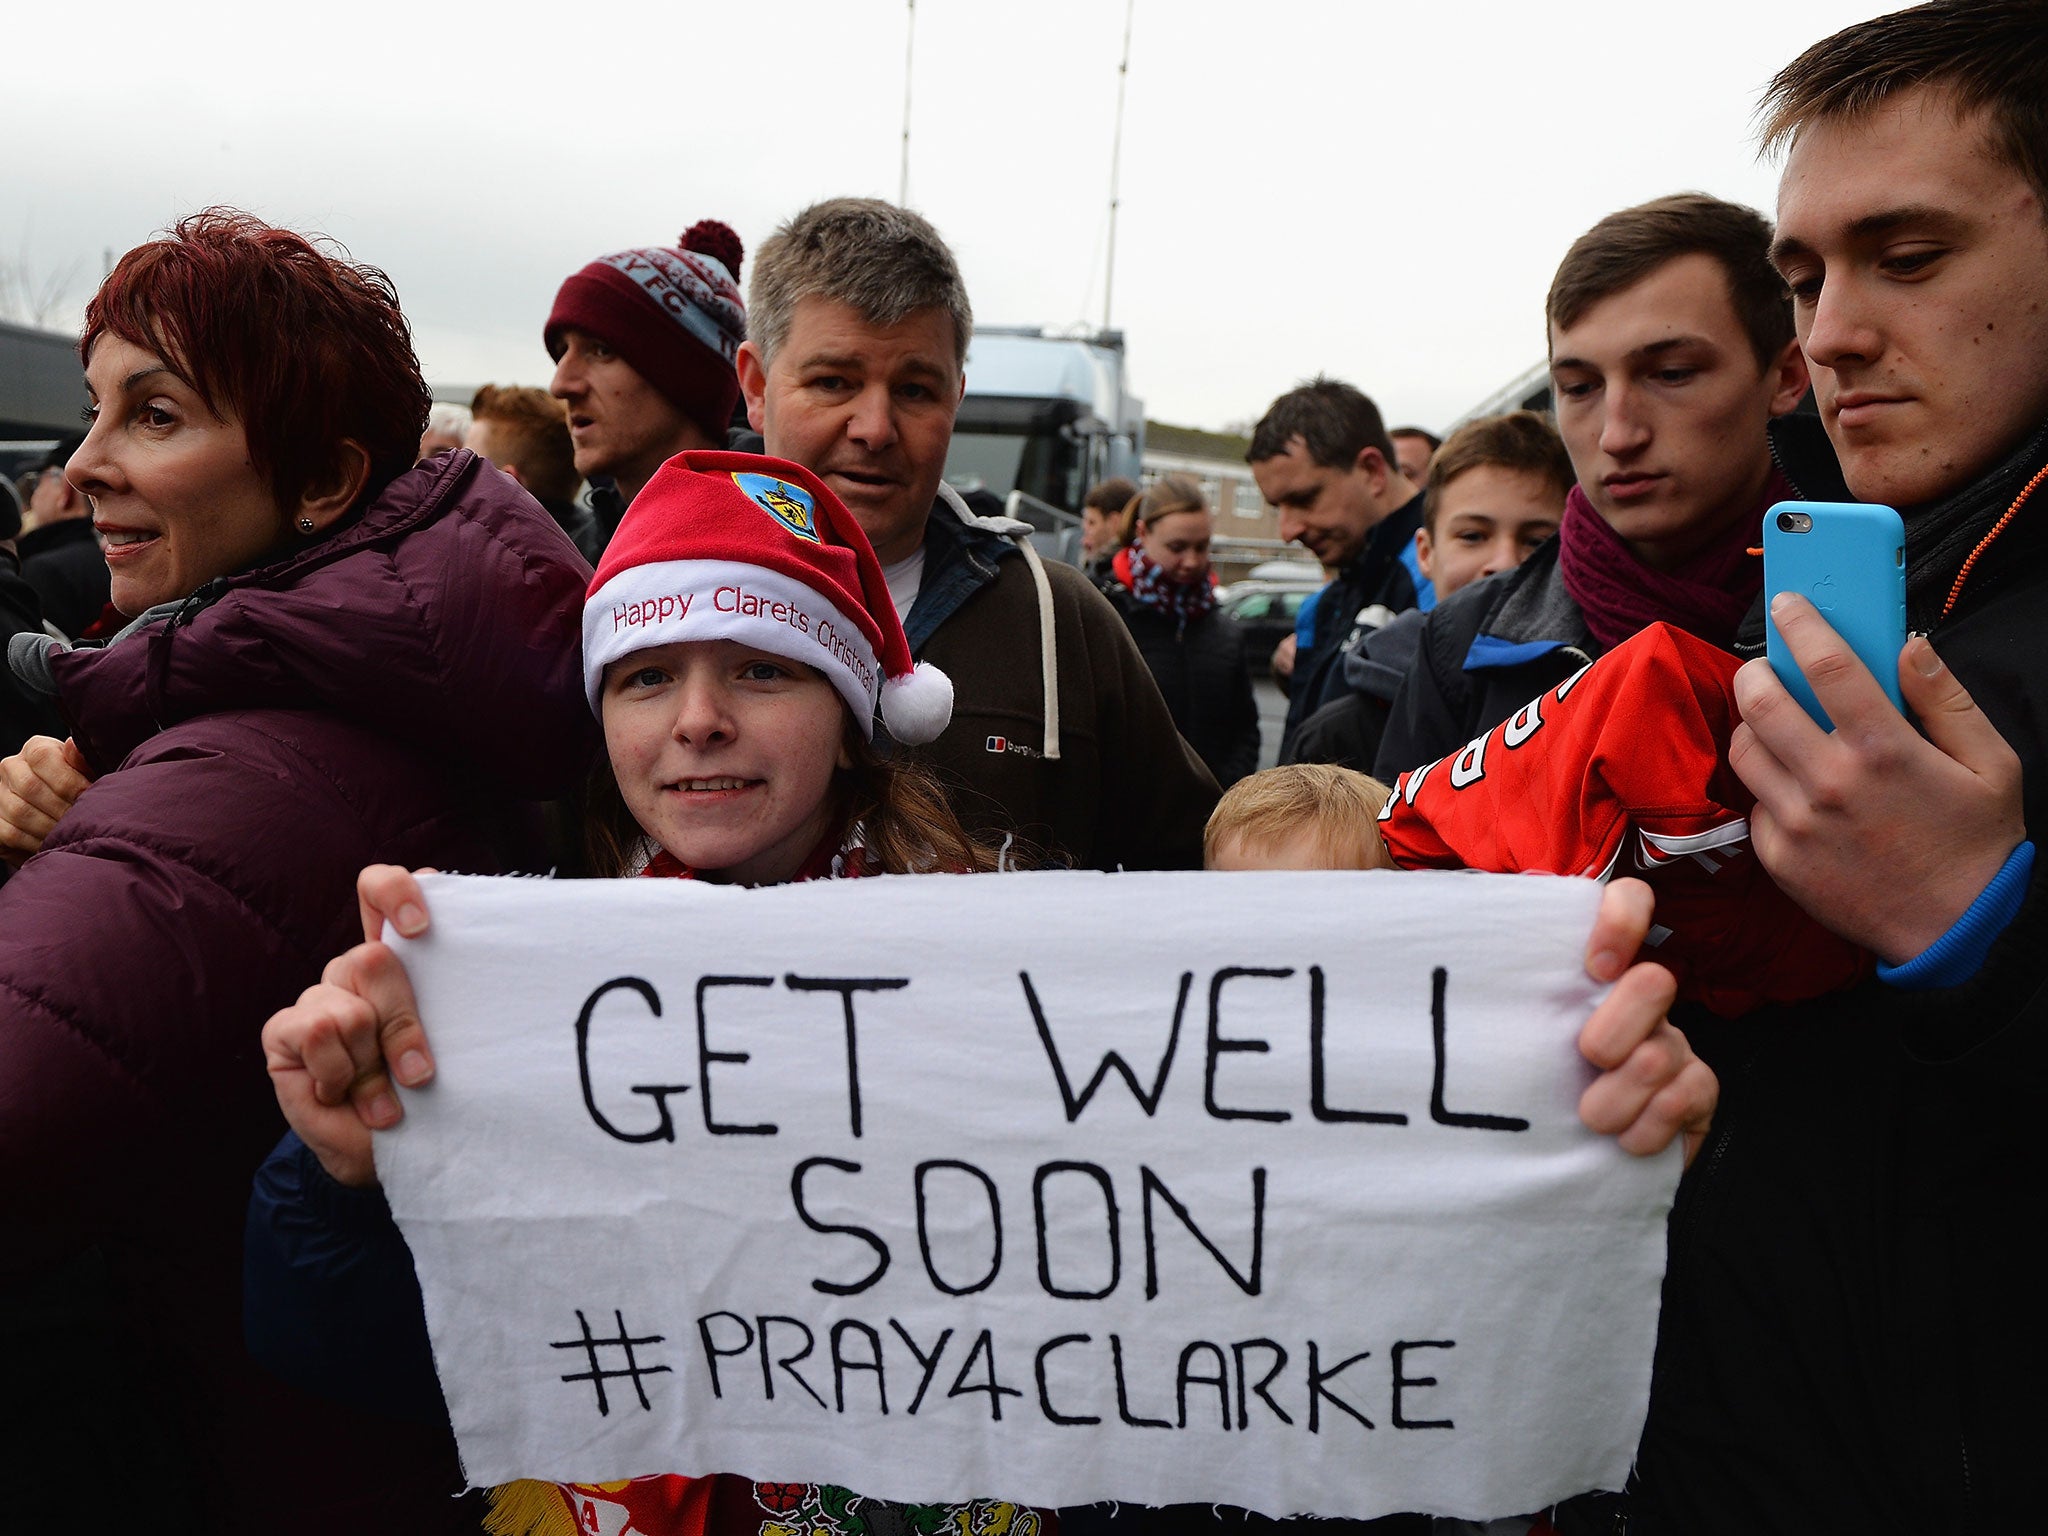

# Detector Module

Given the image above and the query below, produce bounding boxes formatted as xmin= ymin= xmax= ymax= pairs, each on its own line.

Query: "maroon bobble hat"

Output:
xmin=545 ymin=220 xmax=747 ymax=442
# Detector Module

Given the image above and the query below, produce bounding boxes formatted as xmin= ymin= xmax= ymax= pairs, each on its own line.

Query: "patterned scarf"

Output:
xmin=1116 ymin=542 xmax=1216 ymax=636
xmin=1556 ymin=470 xmax=1790 ymax=653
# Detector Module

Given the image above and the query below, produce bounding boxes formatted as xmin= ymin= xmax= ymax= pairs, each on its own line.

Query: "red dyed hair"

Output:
xmin=81 ymin=208 xmax=430 ymax=512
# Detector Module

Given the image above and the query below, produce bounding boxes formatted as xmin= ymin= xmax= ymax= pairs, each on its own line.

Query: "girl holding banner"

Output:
xmin=251 ymin=452 xmax=1716 ymax=1534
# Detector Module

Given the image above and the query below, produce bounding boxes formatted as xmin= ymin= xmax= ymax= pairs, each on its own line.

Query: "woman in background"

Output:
xmin=1097 ymin=474 xmax=1260 ymax=787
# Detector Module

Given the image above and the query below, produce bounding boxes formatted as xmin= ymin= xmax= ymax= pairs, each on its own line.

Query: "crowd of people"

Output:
xmin=0 ymin=1 xmax=2043 ymax=1531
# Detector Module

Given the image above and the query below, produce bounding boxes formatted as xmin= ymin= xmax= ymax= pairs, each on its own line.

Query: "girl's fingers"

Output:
xmin=357 ymin=864 xmax=438 ymax=943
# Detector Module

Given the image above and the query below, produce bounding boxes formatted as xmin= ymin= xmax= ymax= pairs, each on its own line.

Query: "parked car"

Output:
xmin=1218 ymin=578 xmax=1321 ymax=670
xmin=1244 ymin=558 xmax=1323 ymax=585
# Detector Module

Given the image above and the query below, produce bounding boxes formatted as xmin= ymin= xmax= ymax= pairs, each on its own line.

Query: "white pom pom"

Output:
xmin=880 ymin=661 xmax=954 ymax=745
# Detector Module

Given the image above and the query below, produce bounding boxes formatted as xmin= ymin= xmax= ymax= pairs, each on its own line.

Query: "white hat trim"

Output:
xmin=583 ymin=558 xmax=881 ymax=731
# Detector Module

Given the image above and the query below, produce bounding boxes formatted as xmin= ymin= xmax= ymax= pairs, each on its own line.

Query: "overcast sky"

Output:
xmin=8 ymin=0 xmax=1880 ymax=433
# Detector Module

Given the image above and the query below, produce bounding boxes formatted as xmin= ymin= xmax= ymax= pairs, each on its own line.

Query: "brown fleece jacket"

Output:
xmin=913 ymin=546 xmax=1219 ymax=870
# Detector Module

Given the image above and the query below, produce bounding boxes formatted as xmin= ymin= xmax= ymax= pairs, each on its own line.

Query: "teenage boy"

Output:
xmin=736 ymin=198 xmax=1217 ymax=870
xmin=1287 ymin=410 xmax=1570 ymax=771
xmin=1375 ymin=194 xmax=1817 ymax=778
xmin=1629 ymin=4 xmax=2048 ymax=1526
xmin=1247 ymin=378 xmax=1427 ymax=754
xmin=545 ymin=220 xmax=748 ymax=541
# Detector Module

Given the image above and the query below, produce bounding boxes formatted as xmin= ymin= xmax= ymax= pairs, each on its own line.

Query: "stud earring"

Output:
xmin=297 ymin=517 xmax=316 ymax=534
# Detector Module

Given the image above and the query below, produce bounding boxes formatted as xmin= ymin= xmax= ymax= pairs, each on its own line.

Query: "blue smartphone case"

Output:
xmin=1762 ymin=500 xmax=1907 ymax=730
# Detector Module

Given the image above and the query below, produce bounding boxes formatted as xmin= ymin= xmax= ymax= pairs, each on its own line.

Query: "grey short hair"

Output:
xmin=425 ymin=401 xmax=473 ymax=439
xmin=748 ymin=198 xmax=973 ymax=369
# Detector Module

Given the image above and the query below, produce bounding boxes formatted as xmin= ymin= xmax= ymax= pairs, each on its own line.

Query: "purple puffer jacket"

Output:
xmin=0 ymin=449 xmax=598 ymax=1532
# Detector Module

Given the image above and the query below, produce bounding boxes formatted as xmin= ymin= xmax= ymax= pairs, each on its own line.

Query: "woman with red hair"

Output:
xmin=0 ymin=210 xmax=597 ymax=1532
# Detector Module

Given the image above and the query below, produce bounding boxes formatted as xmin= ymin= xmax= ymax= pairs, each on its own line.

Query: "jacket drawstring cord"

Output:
xmin=1016 ymin=537 xmax=1062 ymax=761
xmin=934 ymin=483 xmax=1063 ymax=762
xmin=1940 ymin=461 xmax=2048 ymax=624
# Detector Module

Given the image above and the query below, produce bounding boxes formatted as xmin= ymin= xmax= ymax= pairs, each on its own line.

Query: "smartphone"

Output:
xmin=1762 ymin=500 xmax=1908 ymax=730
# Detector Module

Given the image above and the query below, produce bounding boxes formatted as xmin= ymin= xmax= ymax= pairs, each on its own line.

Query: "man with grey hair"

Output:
xmin=737 ymin=197 xmax=1217 ymax=868
xmin=416 ymin=400 xmax=471 ymax=461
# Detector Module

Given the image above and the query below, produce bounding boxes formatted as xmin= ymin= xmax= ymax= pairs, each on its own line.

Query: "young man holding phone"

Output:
xmin=1630 ymin=3 xmax=2048 ymax=1525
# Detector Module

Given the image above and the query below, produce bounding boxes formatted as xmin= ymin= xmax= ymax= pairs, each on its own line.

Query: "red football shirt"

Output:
xmin=1378 ymin=623 xmax=1868 ymax=1016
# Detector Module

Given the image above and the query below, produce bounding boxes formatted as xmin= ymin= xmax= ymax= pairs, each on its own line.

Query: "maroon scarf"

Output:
xmin=1556 ymin=470 xmax=1790 ymax=652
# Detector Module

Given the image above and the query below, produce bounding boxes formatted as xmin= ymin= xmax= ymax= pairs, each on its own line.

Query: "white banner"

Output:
xmin=379 ymin=869 xmax=1678 ymax=1522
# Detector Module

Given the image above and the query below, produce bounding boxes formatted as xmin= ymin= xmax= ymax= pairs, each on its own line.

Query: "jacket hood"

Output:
xmin=49 ymin=450 xmax=599 ymax=794
xmin=1341 ymin=605 xmax=1429 ymax=702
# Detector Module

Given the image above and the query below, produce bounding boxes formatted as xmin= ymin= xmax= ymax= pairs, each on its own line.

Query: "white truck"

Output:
xmin=944 ymin=325 xmax=1144 ymax=560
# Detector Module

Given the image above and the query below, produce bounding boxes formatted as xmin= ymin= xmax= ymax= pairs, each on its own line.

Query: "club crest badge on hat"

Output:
xmin=732 ymin=472 xmax=821 ymax=544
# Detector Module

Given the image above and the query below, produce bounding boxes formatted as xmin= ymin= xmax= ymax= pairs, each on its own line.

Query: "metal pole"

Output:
xmin=899 ymin=0 xmax=915 ymax=205
xmin=1103 ymin=0 xmax=1135 ymax=331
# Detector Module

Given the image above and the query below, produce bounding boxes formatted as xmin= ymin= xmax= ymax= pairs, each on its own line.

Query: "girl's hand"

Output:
xmin=1577 ymin=878 xmax=1719 ymax=1165
xmin=261 ymin=866 xmax=440 ymax=1188
xmin=356 ymin=862 xmax=437 ymax=944
xmin=0 ymin=735 xmax=94 ymax=867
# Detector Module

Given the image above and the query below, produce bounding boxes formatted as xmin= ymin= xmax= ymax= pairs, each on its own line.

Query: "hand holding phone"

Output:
xmin=1762 ymin=500 xmax=1907 ymax=730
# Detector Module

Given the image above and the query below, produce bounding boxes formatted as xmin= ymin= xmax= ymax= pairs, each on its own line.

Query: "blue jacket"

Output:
xmin=246 ymin=1133 xmax=449 ymax=1425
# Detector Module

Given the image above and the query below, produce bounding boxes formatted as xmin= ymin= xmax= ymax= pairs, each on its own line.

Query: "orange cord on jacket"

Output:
xmin=1941 ymin=462 xmax=2048 ymax=624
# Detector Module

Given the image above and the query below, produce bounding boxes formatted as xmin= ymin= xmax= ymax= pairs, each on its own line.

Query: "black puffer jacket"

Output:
xmin=1097 ymin=568 xmax=1260 ymax=789
xmin=1284 ymin=605 xmax=1428 ymax=773
xmin=1627 ymin=417 xmax=2048 ymax=1531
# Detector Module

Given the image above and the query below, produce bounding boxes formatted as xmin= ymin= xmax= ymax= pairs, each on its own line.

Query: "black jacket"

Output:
xmin=1628 ymin=415 xmax=2048 ymax=1531
xmin=1282 ymin=492 xmax=1427 ymax=753
xmin=0 ymin=551 xmax=63 ymax=759
xmin=1283 ymin=605 xmax=1427 ymax=773
xmin=1098 ymin=578 xmax=1261 ymax=789
xmin=16 ymin=518 xmax=110 ymax=640
xmin=537 ymin=494 xmax=602 ymax=566
xmin=1373 ymin=417 xmax=1849 ymax=780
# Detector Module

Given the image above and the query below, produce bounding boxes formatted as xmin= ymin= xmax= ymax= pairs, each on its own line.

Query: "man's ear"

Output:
xmin=1354 ymin=444 xmax=1390 ymax=496
xmin=292 ymin=439 xmax=372 ymax=535
xmin=1766 ymin=337 xmax=1811 ymax=418
xmin=497 ymin=461 xmax=528 ymax=490
xmin=736 ymin=340 xmax=769 ymax=435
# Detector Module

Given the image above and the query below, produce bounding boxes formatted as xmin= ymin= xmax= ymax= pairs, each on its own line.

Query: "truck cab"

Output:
xmin=945 ymin=326 xmax=1143 ymax=557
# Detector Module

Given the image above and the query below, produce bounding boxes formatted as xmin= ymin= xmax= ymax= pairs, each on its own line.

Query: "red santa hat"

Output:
xmin=582 ymin=450 xmax=954 ymax=744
